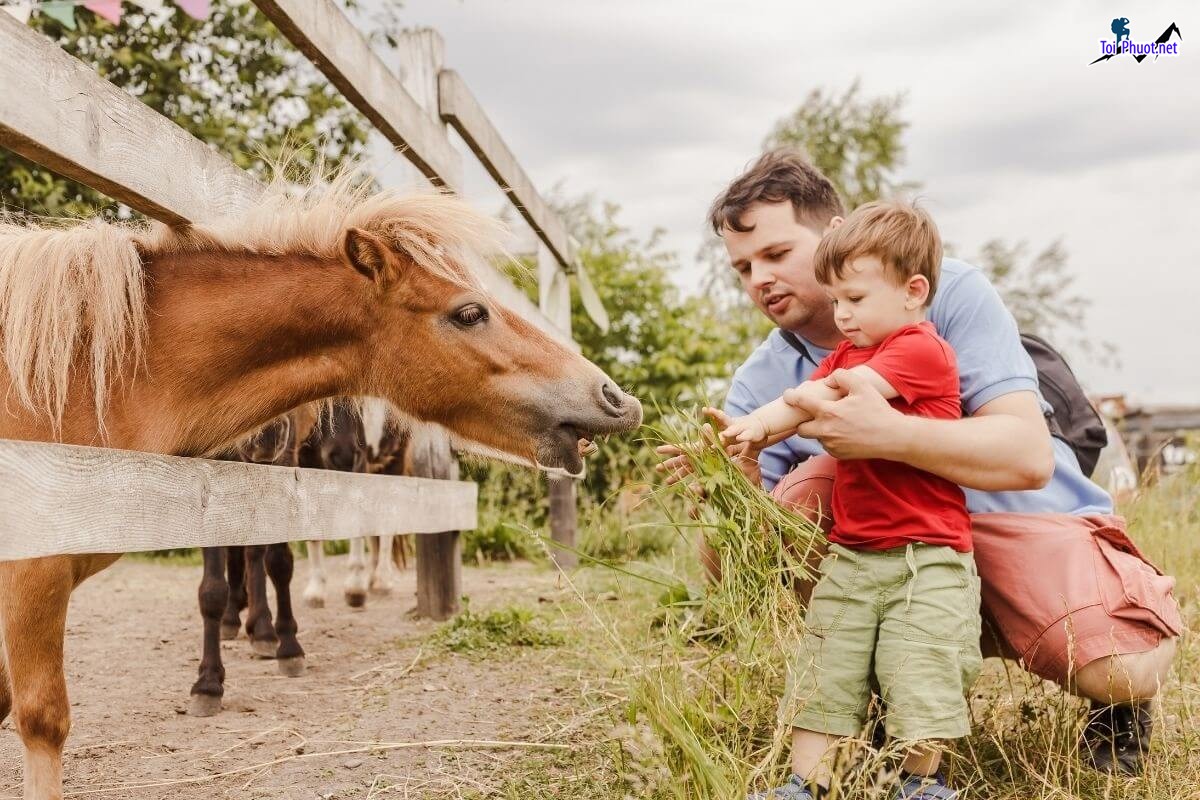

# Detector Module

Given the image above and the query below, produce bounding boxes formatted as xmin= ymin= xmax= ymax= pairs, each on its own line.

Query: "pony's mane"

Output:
xmin=0 ymin=164 xmax=507 ymax=430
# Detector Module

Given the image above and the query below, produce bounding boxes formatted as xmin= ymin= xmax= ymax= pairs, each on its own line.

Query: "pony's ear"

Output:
xmin=342 ymin=228 xmax=391 ymax=284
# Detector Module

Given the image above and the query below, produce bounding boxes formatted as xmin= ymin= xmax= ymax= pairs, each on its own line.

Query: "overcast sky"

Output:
xmin=380 ymin=0 xmax=1198 ymax=405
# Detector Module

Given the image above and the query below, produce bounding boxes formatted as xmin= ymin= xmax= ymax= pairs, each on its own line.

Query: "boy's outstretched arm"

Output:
xmin=722 ymin=367 xmax=897 ymax=445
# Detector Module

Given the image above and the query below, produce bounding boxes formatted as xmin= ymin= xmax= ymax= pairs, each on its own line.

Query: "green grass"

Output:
xmin=430 ymin=600 xmax=565 ymax=655
xmin=471 ymin=420 xmax=1199 ymax=800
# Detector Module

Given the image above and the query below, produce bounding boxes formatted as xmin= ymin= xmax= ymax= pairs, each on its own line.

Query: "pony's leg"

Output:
xmin=343 ymin=538 xmax=369 ymax=608
xmin=369 ymin=535 xmax=400 ymax=595
xmin=302 ymin=541 xmax=327 ymax=609
xmin=220 ymin=546 xmax=246 ymax=640
xmin=0 ymin=558 xmax=74 ymax=800
xmin=190 ymin=547 xmax=228 ymax=717
xmin=242 ymin=545 xmax=279 ymax=658
xmin=395 ymin=534 xmax=411 ymax=571
xmin=264 ymin=544 xmax=305 ymax=677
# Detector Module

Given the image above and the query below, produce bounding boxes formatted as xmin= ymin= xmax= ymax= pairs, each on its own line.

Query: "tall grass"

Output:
xmin=581 ymin=418 xmax=1199 ymax=800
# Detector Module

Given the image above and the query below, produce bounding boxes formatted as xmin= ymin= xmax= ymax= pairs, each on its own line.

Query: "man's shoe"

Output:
xmin=1080 ymin=700 xmax=1153 ymax=775
xmin=747 ymin=775 xmax=813 ymax=800
xmin=896 ymin=771 xmax=957 ymax=800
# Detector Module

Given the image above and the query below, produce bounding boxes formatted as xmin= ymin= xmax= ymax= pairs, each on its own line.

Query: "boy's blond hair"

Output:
xmin=813 ymin=200 xmax=943 ymax=305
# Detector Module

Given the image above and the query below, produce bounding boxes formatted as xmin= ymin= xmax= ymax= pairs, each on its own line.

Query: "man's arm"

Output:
xmin=792 ymin=369 xmax=1054 ymax=491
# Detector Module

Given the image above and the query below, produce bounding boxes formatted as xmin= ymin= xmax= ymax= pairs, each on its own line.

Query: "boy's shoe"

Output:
xmin=1080 ymin=700 xmax=1152 ymax=775
xmin=896 ymin=772 xmax=957 ymax=800
xmin=747 ymin=775 xmax=813 ymax=800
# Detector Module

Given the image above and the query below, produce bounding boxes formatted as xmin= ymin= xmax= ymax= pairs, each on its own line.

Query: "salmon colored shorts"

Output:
xmin=771 ymin=455 xmax=1183 ymax=683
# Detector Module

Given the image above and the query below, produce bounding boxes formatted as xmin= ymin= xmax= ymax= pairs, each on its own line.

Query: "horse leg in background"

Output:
xmin=302 ymin=540 xmax=328 ymax=609
xmin=264 ymin=543 xmax=305 ymax=677
xmin=243 ymin=545 xmax=279 ymax=658
xmin=0 ymin=558 xmax=75 ymax=800
xmin=190 ymin=548 xmax=229 ymax=717
xmin=220 ymin=546 xmax=247 ymax=640
xmin=344 ymin=537 xmax=369 ymax=608
xmin=369 ymin=535 xmax=401 ymax=595
xmin=394 ymin=535 xmax=411 ymax=571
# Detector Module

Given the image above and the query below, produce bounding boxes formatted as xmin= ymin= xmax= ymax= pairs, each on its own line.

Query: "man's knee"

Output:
xmin=1071 ymin=637 xmax=1178 ymax=703
xmin=770 ymin=455 xmax=836 ymax=534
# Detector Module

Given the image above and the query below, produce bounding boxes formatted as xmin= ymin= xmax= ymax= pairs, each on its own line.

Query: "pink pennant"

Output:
xmin=173 ymin=0 xmax=209 ymax=20
xmin=83 ymin=0 xmax=123 ymax=25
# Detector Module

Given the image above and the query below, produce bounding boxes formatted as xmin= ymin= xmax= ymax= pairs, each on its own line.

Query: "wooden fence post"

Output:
xmin=397 ymin=28 xmax=463 ymax=619
xmin=537 ymin=244 xmax=579 ymax=568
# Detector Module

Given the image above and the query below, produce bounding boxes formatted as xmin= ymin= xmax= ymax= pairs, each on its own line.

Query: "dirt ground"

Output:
xmin=0 ymin=555 xmax=584 ymax=799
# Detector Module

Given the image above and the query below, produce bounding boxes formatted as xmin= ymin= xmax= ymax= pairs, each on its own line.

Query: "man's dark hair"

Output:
xmin=708 ymin=148 xmax=845 ymax=235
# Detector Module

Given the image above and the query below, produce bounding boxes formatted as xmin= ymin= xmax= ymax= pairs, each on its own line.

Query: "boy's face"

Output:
xmin=823 ymin=255 xmax=929 ymax=347
xmin=722 ymin=201 xmax=843 ymax=343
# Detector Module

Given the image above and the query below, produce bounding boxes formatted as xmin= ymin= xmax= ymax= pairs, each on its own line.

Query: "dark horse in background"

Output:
xmin=190 ymin=400 xmax=411 ymax=717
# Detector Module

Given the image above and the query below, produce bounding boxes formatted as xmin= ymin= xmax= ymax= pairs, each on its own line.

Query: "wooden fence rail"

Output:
xmin=0 ymin=439 xmax=476 ymax=561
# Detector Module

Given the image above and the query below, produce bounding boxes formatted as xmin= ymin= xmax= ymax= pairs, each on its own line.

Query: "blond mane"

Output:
xmin=0 ymin=163 xmax=507 ymax=430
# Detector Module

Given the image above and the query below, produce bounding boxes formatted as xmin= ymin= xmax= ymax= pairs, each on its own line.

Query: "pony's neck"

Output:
xmin=122 ymin=250 xmax=373 ymax=456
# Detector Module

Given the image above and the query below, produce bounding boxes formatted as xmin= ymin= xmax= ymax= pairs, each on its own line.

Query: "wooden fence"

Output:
xmin=0 ymin=5 xmax=588 ymax=616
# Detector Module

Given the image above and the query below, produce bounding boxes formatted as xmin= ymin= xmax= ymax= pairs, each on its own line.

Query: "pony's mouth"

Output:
xmin=536 ymin=424 xmax=605 ymax=476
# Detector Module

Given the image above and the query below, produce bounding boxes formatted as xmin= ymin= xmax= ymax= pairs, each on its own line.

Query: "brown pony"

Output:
xmin=0 ymin=171 xmax=641 ymax=800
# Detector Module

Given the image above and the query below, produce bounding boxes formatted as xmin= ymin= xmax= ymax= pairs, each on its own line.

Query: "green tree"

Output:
xmin=973 ymin=239 xmax=1111 ymax=363
xmin=0 ymin=0 xmax=372 ymax=218
xmin=765 ymin=79 xmax=914 ymax=211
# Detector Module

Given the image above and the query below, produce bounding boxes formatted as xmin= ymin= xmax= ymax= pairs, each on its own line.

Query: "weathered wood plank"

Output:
xmin=252 ymin=0 xmax=462 ymax=190
xmin=0 ymin=440 xmax=477 ymax=561
xmin=439 ymin=70 xmax=576 ymax=273
xmin=0 ymin=13 xmax=262 ymax=225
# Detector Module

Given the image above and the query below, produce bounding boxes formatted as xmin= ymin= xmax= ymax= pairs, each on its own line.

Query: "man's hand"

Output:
xmin=654 ymin=406 xmax=764 ymax=491
xmin=788 ymin=368 xmax=908 ymax=460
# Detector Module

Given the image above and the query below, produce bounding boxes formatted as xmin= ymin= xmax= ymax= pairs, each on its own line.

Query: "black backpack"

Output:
xmin=778 ymin=329 xmax=1108 ymax=476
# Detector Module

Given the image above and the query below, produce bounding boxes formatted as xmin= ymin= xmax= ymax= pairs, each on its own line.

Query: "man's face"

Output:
xmin=722 ymin=201 xmax=842 ymax=342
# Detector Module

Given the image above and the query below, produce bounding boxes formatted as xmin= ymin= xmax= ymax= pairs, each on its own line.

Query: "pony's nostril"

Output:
xmin=601 ymin=382 xmax=624 ymax=412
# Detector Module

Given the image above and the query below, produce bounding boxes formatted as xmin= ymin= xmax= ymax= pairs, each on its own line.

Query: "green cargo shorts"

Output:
xmin=788 ymin=542 xmax=983 ymax=740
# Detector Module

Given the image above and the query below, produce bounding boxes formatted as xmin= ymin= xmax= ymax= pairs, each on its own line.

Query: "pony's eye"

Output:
xmin=453 ymin=303 xmax=488 ymax=327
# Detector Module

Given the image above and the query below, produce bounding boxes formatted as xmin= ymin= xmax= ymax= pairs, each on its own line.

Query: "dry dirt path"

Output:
xmin=0 ymin=554 xmax=586 ymax=799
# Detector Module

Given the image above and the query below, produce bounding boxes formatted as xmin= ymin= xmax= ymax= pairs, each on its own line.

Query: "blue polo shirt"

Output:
xmin=724 ymin=258 xmax=1113 ymax=516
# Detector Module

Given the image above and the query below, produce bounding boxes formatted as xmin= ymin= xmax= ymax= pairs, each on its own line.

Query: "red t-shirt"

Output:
xmin=809 ymin=321 xmax=972 ymax=553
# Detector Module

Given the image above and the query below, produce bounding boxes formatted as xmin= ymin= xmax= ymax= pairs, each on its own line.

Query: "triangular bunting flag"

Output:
xmin=40 ymin=0 xmax=77 ymax=29
xmin=129 ymin=0 xmax=163 ymax=11
xmin=84 ymin=0 xmax=122 ymax=25
xmin=173 ymin=0 xmax=208 ymax=20
xmin=1 ymin=3 xmax=34 ymax=23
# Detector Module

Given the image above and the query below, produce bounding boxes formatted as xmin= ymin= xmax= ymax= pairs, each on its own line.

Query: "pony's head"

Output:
xmin=334 ymin=195 xmax=641 ymax=475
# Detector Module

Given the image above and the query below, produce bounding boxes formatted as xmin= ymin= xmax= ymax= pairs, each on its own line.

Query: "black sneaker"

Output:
xmin=1080 ymin=700 xmax=1153 ymax=775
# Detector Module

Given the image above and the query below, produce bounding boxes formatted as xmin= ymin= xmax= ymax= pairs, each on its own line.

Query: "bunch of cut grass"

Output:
xmin=588 ymin=408 xmax=843 ymax=797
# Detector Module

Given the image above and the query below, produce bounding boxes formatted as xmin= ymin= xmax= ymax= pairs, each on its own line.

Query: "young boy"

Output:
xmin=721 ymin=201 xmax=982 ymax=800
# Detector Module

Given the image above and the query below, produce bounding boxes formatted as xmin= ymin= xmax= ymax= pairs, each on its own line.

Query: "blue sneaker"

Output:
xmin=748 ymin=775 xmax=814 ymax=800
xmin=897 ymin=772 xmax=957 ymax=800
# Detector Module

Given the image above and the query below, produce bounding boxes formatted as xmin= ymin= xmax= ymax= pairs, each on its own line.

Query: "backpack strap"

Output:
xmin=779 ymin=330 xmax=821 ymax=368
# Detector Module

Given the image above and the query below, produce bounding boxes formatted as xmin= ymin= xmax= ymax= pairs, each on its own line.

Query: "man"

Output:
xmin=658 ymin=148 xmax=1181 ymax=775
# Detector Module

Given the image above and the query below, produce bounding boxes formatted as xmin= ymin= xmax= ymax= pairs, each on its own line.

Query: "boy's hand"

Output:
xmin=654 ymin=407 xmax=763 ymax=490
xmin=718 ymin=415 xmax=770 ymax=446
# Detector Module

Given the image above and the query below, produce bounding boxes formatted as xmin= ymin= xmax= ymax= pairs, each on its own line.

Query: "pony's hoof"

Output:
xmin=251 ymin=639 xmax=278 ymax=659
xmin=189 ymin=693 xmax=222 ymax=717
xmin=219 ymin=623 xmax=240 ymax=641
xmin=278 ymin=656 xmax=306 ymax=678
xmin=303 ymin=594 xmax=325 ymax=609
xmin=345 ymin=590 xmax=367 ymax=608
xmin=368 ymin=583 xmax=393 ymax=597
